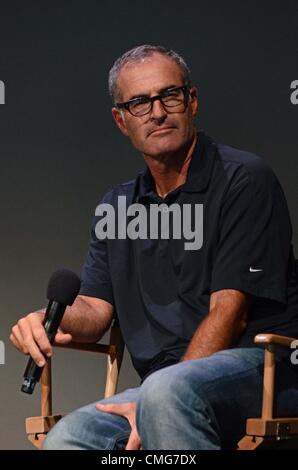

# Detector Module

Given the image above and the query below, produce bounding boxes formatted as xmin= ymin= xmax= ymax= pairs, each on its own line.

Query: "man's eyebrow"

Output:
xmin=127 ymin=84 xmax=179 ymax=101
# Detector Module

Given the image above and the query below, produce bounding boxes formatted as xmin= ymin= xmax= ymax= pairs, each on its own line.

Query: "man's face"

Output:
xmin=112 ymin=53 xmax=198 ymax=159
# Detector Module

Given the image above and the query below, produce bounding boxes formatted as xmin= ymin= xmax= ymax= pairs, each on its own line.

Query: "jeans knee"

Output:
xmin=43 ymin=410 xmax=109 ymax=450
xmin=140 ymin=369 xmax=174 ymax=406
xmin=136 ymin=365 xmax=220 ymax=449
xmin=138 ymin=365 xmax=199 ymax=414
xmin=44 ymin=406 xmax=132 ymax=450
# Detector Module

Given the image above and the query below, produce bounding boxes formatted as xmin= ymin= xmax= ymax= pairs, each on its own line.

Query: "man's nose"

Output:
xmin=150 ymin=98 xmax=167 ymax=120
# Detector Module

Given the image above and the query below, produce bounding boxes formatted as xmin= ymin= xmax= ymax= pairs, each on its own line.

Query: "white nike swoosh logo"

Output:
xmin=249 ymin=267 xmax=263 ymax=272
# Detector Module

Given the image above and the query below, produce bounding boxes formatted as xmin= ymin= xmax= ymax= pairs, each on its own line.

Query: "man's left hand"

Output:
xmin=96 ymin=402 xmax=141 ymax=450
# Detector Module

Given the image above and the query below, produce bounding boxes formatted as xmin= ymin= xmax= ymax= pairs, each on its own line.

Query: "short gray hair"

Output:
xmin=108 ymin=44 xmax=192 ymax=103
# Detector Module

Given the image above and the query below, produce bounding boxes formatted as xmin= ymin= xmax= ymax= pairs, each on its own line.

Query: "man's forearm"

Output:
xmin=181 ymin=308 xmax=246 ymax=361
xmin=181 ymin=290 xmax=250 ymax=362
xmin=38 ymin=295 xmax=112 ymax=343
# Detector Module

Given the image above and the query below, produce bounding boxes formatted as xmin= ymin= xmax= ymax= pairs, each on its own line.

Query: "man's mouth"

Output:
xmin=149 ymin=126 xmax=175 ymax=136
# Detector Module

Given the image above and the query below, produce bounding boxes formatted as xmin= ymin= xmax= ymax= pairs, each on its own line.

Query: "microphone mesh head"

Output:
xmin=46 ymin=268 xmax=81 ymax=305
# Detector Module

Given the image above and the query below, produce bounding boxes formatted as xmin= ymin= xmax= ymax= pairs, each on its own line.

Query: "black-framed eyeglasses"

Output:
xmin=116 ymin=85 xmax=190 ymax=117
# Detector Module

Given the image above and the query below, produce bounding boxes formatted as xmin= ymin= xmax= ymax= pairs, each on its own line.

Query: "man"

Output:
xmin=10 ymin=45 xmax=298 ymax=449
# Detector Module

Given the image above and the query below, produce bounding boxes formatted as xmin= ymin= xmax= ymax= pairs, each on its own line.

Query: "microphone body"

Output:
xmin=21 ymin=300 xmax=67 ymax=394
xmin=21 ymin=268 xmax=81 ymax=394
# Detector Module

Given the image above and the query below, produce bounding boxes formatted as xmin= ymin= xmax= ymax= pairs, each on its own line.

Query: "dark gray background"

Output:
xmin=0 ymin=0 xmax=297 ymax=449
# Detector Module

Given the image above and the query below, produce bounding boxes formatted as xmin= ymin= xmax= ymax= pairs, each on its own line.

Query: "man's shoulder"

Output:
xmin=96 ymin=171 xmax=145 ymax=205
xmin=215 ymin=141 xmax=278 ymax=189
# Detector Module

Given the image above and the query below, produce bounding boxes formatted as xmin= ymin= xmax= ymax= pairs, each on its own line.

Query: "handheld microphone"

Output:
xmin=21 ymin=268 xmax=81 ymax=394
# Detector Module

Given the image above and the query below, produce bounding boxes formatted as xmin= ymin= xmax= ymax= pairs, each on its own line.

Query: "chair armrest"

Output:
xmin=55 ymin=341 xmax=117 ymax=355
xmin=252 ymin=333 xmax=298 ymax=422
xmin=254 ymin=333 xmax=298 ymax=348
xmin=238 ymin=332 xmax=298 ymax=447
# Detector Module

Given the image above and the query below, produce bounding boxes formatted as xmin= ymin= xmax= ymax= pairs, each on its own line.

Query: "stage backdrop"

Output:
xmin=0 ymin=0 xmax=297 ymax=449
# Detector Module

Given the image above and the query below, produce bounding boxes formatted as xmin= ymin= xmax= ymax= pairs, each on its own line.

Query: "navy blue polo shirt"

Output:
xmin=80 ymin=130 xmax=298 ymax=381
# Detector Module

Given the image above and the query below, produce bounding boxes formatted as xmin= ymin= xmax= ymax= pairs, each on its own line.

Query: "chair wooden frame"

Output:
xmin=25 ymin=321 xmax=125 ymax=448
xmin=238 ymin=333 xmax=298 ymax=449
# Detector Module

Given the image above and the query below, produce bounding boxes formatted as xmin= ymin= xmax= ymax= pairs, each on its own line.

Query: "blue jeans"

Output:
xmin=43 ymin=347 xmax=298 ymax=450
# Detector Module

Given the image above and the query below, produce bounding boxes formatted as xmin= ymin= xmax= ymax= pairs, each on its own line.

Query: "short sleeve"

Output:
xmin=210 ymin=161 xmax=292 ymax=304
xmin=79 ymin=193 xmax=114 ymax=305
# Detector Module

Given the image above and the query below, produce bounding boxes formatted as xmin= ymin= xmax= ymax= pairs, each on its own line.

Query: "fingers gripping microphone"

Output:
xmin=21 ymin=269 xmax=81 ymax=394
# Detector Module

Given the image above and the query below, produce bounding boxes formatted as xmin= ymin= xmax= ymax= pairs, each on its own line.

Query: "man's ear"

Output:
xmin=111 ymin=107 xmax=129 ymax=136
xmin=189 ymin=86 xmax=199 ymax=117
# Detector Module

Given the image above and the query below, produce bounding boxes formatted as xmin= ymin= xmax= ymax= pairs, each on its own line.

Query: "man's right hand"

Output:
xmin=10 ymin=311 xmax=72 ymax=366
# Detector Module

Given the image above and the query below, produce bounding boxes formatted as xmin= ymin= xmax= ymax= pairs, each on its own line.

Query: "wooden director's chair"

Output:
xmin=26 ymin=324 xmax=298 ymax=450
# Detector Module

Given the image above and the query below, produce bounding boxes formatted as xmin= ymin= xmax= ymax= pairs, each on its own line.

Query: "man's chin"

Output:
xmin=144 ymin=145 xmax=181 ymax=160
xmin=143 ymin=136 xmax=184 ymax=158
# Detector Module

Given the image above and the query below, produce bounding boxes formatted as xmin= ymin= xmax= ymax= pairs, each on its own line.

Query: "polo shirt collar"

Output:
xmin=136 ymin=130 xmax=217 ymax=203
xmin=183 ymin=130 xmax=217 ymax=193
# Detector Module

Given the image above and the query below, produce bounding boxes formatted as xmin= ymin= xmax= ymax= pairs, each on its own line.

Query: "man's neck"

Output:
xmin=143 ymin=132 xmax=198 ymax=198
